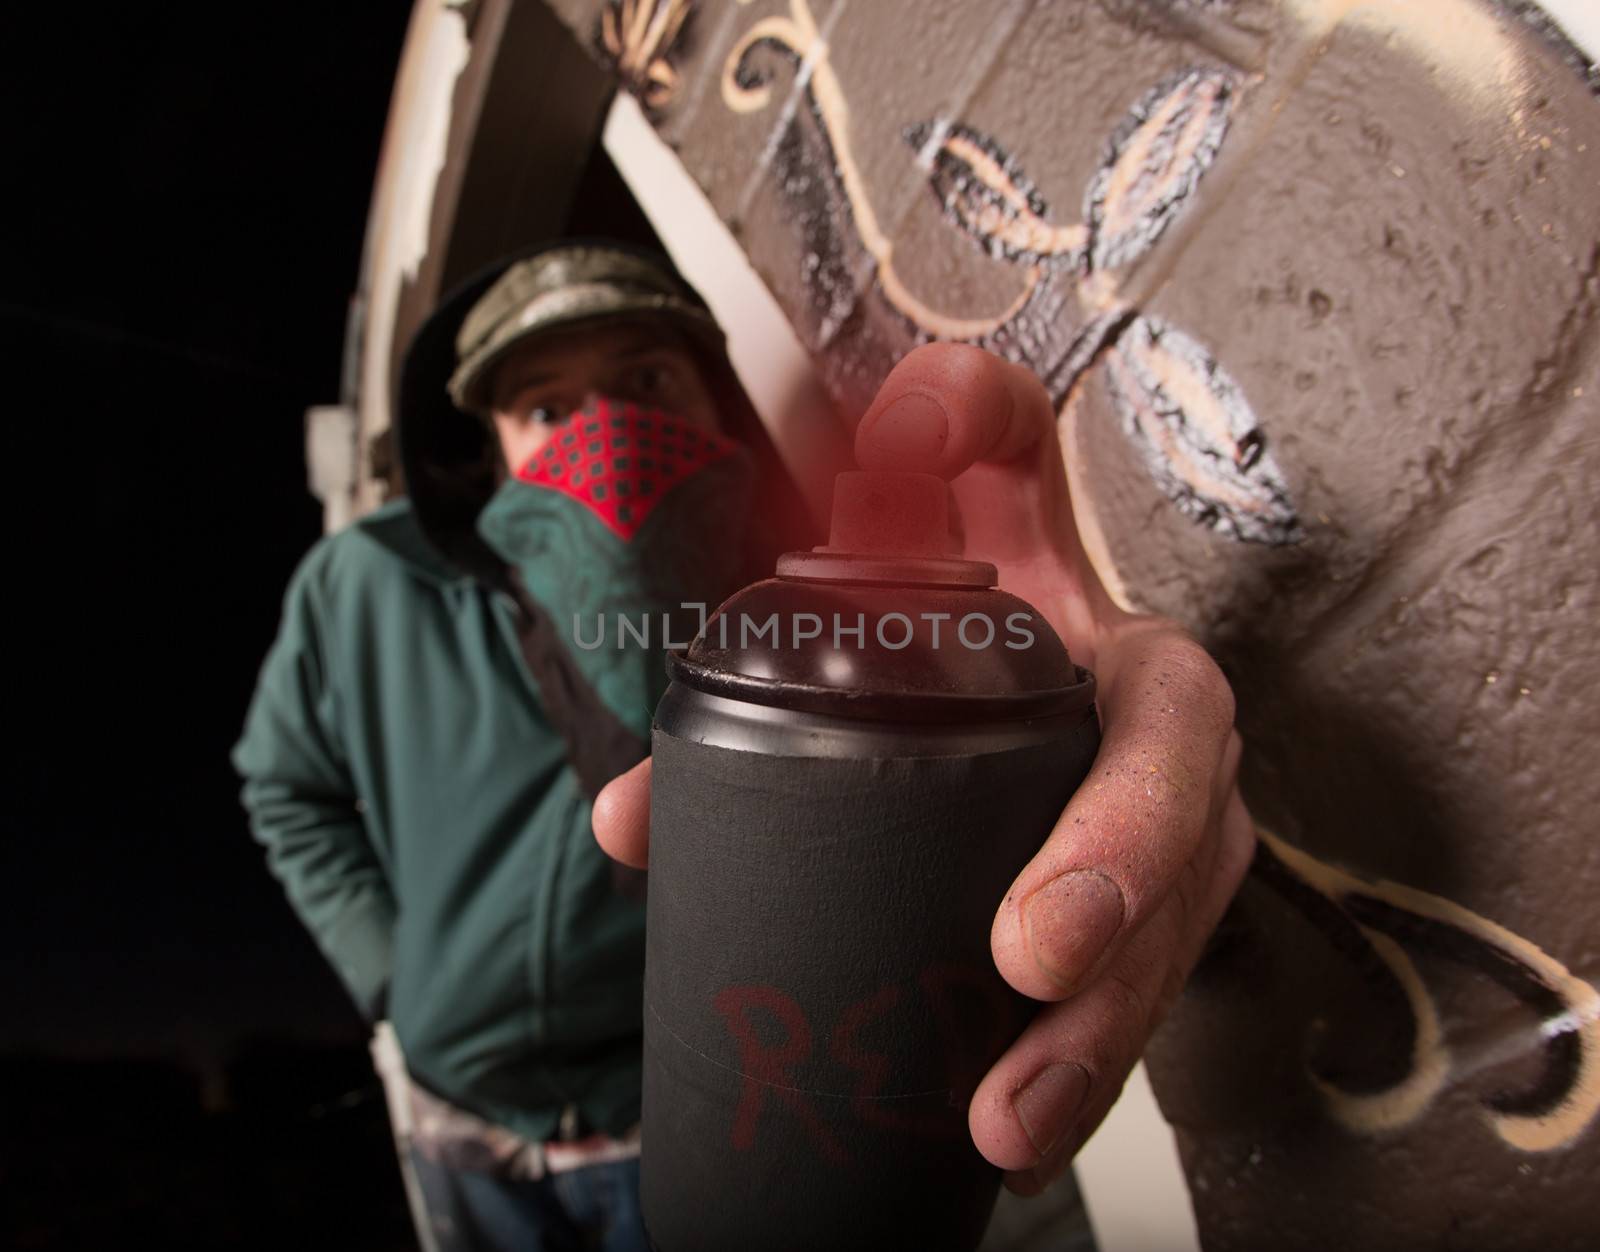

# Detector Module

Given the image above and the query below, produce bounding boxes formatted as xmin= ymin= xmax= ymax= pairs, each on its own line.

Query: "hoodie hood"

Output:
xmin=394 ymin=239 xmax=810 ymax=587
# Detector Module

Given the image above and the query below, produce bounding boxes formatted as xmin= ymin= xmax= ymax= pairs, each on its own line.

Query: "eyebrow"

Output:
xmin=502 ymin=367 xmax=560 ymax=391
xmin=491 ymin=369 xmax=559 ymax=411
xmin=613 ymin=336 xmax=689 ymax=361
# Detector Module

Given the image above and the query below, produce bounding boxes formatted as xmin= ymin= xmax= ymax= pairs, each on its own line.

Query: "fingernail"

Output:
xmin=857 ymin=391 xmax=950 ymax=473
xmin=1011 ymin=1062 xmax=1091 ymax=1159
xmin=1023 ymin=870 xmax=1125 ymax=993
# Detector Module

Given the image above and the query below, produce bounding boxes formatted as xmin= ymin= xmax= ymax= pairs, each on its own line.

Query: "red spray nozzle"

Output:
xmin=821 ymin=471 xmax=957 ymax=559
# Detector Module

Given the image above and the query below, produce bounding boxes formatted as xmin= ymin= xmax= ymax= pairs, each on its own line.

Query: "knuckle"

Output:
xmin=1165 ymin=635 xmax=1236 ymax=727
xmin=1100 ymin=970 xmax=1152 ymax=1035
xmin=1115 ymin=625 xmax=1236 ymax=737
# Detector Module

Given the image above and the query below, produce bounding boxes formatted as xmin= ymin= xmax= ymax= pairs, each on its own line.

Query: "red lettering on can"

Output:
xmin=713 ymin=984 xmax=848 ymax=1164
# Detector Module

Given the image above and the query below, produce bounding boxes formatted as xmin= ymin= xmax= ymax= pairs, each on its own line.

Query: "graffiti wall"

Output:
xmin=542 ymin=0 xmax=1600 ymax=1244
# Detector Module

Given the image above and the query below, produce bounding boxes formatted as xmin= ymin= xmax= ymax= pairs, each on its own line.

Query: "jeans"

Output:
xmin=408 ymin=1151 xmax=650 ymax=1252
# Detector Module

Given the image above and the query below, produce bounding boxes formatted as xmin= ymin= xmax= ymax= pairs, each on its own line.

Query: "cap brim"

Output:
xmin=446 ymin=290 xmax=724 ymax=413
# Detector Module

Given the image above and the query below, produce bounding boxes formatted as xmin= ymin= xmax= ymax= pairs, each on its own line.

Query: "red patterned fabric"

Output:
xmin=513 ymin=398 xmax=739 ymax=541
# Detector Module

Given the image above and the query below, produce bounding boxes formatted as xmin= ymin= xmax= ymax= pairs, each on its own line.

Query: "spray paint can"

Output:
xmin=641 ymin=469 xmax=1100 ymax=1252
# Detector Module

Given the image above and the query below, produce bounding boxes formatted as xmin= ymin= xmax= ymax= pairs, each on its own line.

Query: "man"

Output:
xmin=234 ymin=241 xmax=801 ymax=1251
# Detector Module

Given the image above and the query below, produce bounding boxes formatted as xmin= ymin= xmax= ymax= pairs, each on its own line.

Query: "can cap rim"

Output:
xmin=665 ymin=652 xmax=1097 ymax=723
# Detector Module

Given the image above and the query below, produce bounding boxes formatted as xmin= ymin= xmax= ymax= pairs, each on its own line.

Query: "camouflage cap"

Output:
xmin=447 ymin=244 xmax=725 ymax=413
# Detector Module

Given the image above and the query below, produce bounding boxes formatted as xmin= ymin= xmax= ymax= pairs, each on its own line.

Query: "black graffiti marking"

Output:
xmin=1344 ymin=895 xmax=1583 ymax=1119
xmin=1104 ymin=316 xmax=1303 ymax=546
xmin=904 ymin=121 xmax=1082 ymax=267
xmin=1252 ymin=841 xmax=1421 ymax=1094
xmin=1254 ymin=840 xmax=1591 ymax=1130
xmin=780 ymin=92 xmax=874 ymax=350
xmin=732 ymin=31 xmax=1080 ymax=363
xmin=719 ymin=13 xmax=1300 ymax=546
xmin=1085 ymin=67 xmax=1236 ymax=273
xmin=1236 ymin=426 xmax=1265 ymax=471
xmin=731 ymin=31 xmax=799 ymax=97
xmin=728 ymin=33 xmax=878 ymax=354
xmin=1041 ymin=307 xmax=1139 ymax=398
xmin=896 ymin=79 xmax=1300 ymax=548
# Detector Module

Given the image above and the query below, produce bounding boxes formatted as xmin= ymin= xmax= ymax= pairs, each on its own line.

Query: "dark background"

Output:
xmin=4 ymin=5 xmax=419 ymax=1246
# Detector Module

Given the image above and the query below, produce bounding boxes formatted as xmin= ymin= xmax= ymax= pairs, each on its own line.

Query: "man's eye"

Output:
xmin=508 ymin=395 xmax=570 ymax=424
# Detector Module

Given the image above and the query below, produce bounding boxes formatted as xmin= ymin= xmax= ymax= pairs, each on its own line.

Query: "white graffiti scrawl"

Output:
xmin=720 ymin=1 xmax=1301 ymax=545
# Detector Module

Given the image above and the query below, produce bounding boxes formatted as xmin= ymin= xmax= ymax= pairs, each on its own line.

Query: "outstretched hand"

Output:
xmin=595 ymin=343 xmax=1255 ymax=1195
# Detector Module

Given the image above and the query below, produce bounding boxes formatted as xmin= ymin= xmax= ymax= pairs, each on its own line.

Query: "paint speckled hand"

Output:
xmin=594 ymin=343 xmax=1257 ymax=1195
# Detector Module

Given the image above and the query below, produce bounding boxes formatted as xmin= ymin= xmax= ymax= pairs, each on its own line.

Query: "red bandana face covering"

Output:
xmin=513 ymin=399 xmax=743 ymax=542
xmin=476 ymin=396 xmax=758 ymax=739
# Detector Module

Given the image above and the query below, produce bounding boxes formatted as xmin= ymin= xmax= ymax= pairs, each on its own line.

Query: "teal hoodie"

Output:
xmin=233 ymin=247 xmax=806 ymax=1142
xmin=234 ymin=496 xmax=652 ymax=1138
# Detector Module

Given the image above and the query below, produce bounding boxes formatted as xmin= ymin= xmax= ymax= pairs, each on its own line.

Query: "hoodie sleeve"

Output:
xmin=232 ymin=547 xmax=396 ymax=1022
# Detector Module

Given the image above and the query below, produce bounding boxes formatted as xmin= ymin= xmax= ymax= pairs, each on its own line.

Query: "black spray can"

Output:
xmin=642 ymin=469 xmax=1100 ymax=1252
